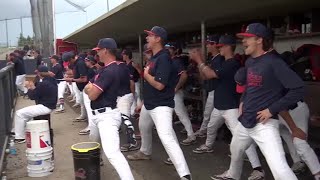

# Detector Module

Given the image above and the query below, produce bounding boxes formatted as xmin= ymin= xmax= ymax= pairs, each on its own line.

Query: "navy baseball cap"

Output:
xmin=207 ymin=35 xmax=220 ymax=44
xmin=234 ymin=67 xmax=247 ymax=85
xmin=85 ymin=55 xmax=97 ymax=64
xmin=62 ymin=52 xmax=74 ymax=62
xmin=144 ymin=26 xmax=167 ymax=41
xmin=237 ymin=23 xmax=270 ymax=38
xmin=38 ymin=65 xmax=49 ymax=73
xmin=216 ymin=35 xmax=236 ymax=47
xmin=92 ymin=38 xmax=117 ymax=51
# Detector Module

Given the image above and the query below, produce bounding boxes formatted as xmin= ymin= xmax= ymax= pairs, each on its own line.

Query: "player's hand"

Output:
xmin=257 ymin=108 xmax=272 ymax=124
xmin=135 ymin=104 xmax=142 ymax=113
xmin=144 ymin=66 xmax=150 ymax=76
xmin=292 ymin=127 xmax=307 ymax=140
xmin=48 ymin=71 xmax=55 ymax=77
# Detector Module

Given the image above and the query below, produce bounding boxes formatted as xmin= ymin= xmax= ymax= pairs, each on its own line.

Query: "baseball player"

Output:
xmin=14 ymin=65 xmax=57 ymax=143
xmin=211 ymin=23 xmax=303 ymax=180
xmin=127 ymin=26 xmax=192 ymax=180
xmin=195 ymin=35 xmax=224 ymax=138
xmin=190 ymin=35 xmax=263 ymax=180
xmin=85 ymin=38 xmax=134 ymax=180
xmin=8 ymin=52 xmax=27 ymax=96
xmin=265 ymin=32 xmax=320 ymax=179
xmin=165 ymin=43 xmax=196 ymax=145
xmin=63 ymin=52 xmax=89 ymax=121
xmin=115 ymin=59 xmax=139 ymax=152
xmin=122 ymin=49 xmax=142 ymax=117
xmin=79 ymin=55 xmax=97 ymax=135
xmin=48 ymin=55 xmax=66 ymax=113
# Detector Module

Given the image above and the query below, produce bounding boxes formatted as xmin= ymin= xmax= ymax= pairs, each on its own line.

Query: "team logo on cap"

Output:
xmin=245 ymin=26 xmax=250 ymax=33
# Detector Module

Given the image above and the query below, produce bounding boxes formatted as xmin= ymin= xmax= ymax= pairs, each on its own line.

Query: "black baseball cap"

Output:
xmin=38 ymin=65 xmax=49 ymax=73
xmin=237 ymin=23 xmax=270 ymax=38
xmin=85 ymin=55 xmax=97 ymax=64
xmin=92 ymin=38 xmax=117 ymax=51
xmin=234 ymin=67 xmax=247 ymax=85
xmin=50 ymin=55 xmax=59 ymax=61
xmin=216 ymin=35 xmax=236 ymax=47
xmin=207 ymin=35 xmax=220 ymax=44
xmin=144 ymin=26 xmax=167 ymax=41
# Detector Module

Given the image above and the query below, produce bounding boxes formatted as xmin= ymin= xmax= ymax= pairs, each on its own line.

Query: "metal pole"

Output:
xmin=5 ymin=19 xmax=9 ymax=47
xmin=107 ymin=0 xmax=110 ymax=11
xmin=138 ymin=34 xmax=143 ymax=98
xmin=201 ymin=21 xmax=207 ymax=115
xmin=20 ymin=17 xmax=23 ymax=37
xmin=201 ymin=21 xmax=206 ymax=60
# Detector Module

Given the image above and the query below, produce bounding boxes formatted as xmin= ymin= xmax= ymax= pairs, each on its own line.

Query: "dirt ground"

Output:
xmin=3 ymin=97 xmax=144 ymax=180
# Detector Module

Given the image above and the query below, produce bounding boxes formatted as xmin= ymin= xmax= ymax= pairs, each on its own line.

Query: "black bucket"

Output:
xmin=71 ymin=142 xmax=101 ymax=180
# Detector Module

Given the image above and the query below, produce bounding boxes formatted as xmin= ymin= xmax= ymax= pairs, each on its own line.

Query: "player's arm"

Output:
xmin=130 ymin=80 xmax=135 ymax=94
xmin=278 ymin=111 xmax=306 ymax=140
xmin=176 ymin=71 xmax=187 ymax=91
xmin=189 ymin=48 xmax=218 ymax=79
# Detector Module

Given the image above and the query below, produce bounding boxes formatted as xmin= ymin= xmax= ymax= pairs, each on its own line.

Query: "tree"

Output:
xmin=18 ymin=34 xmax=35 ymax=47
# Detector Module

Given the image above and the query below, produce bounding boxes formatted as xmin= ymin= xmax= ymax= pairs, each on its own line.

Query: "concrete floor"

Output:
xmin=3 ymin=96 xmax=316 ymax=180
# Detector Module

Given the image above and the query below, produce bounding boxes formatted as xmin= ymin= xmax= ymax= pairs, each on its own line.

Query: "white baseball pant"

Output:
xmin=16 ymin=74 xmax=27 ymax=93
xmin=174 ymin=90 xmax=194 ymax=137
xmin=83 ymin=92 xmax=93 ymax=130
xmin=117 ymin=93 xmax=136 ymax=144
xmin=131 ymin=81 xmax=142 ymax=116
xmin=57 ymin=81 xmax=67 ymax=99
xmin=199 ymin=90 xmax=214 ymax=132
xmin=72 ymin=82 xmax=81 ymax=104
xmin=14 ymin=104 xmax=52 ymax=139
xmin=279 ymin=102 xmax=320 ymax=174
xmin=139 ymin=105 xmax=190 ymax=178
xmin=228 ymin=119 xmax=297 ymax=180
xmin=79 ymin=91 xmax=87 ymax=118
xmin=206 ymin=108 xmax=261 ymax=169
xmin=67 ymin=82 xmax=74 ymax=96
xmin=89 ymin=108 xmax=134 ymax=180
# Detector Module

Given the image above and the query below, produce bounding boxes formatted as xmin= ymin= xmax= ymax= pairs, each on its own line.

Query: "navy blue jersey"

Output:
xmin=13 ymin=57 xmax=26 ymax=75
xmin=90 ymin=61 xmax=120 ymax=110
xmin=214 ymin=58 xmax=240 ymax=110
xmin=73 ymin=59 xmax=88 ymax=91
xmin=203 ymin=54 xmax=224 ymax=91
xmin=51 ymin=63 xmax=64 ymax=80
xmin=172 ymin=56 xmax=186 ymax=86
xmin=87 ymin=67 xmax=97 ymax=82
xmin=127 ymin=61 xmax=140 ymax=82
xmin=143 ymin=49 xmax=176 ymax=110
xmin=117 ymin=62 xmax=132 ymax=96
xmin=240 ymin=52 xmax=304 ymax=128
xmin=27 ymin=77 xmax=58 ymax=109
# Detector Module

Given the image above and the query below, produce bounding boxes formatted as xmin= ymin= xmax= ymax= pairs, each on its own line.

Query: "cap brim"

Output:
xmin=236 ymin=33 xmax=256 ymax=38
xmin=92 ymin=47 xmax=101 ymax=51
xmin=144 ymin=30 xmax=156 ymax=36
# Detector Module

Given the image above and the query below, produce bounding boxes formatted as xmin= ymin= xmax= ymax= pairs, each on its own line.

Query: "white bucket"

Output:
xmin=26 ymin=120 xmax=51 ymax=152
xmin=26 ymin=147 xmax=54 ymax=177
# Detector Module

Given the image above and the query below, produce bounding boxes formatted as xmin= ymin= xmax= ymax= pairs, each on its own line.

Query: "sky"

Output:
xmin=0 ymin=0 xmax=125 ymax=47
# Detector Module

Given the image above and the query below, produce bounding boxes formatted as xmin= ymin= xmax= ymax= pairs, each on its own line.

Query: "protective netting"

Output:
xmin=0 ymin=0 xmax=98 ymax=53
